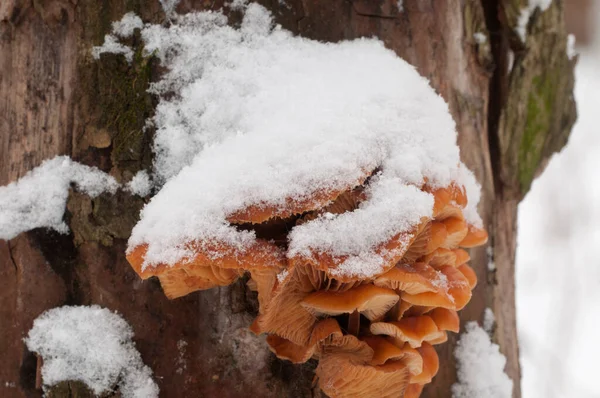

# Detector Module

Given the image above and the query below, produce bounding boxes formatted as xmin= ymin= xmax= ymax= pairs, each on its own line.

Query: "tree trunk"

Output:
xmin=0 ymin=1 xmax=575 ymax=397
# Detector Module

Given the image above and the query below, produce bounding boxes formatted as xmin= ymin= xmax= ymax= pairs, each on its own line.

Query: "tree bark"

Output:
xmin=0 ymin=0 xmax=575 ymax=397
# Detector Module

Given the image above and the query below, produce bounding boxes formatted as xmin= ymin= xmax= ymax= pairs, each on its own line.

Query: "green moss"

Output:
xmin=96 ymin=44 xmax=155 ymax=173
xmin=518 ymin=70 xmax=558 ymax=192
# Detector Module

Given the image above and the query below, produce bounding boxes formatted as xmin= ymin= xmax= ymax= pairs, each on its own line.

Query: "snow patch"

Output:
xmin=112 ymin=12 xmax=144 ymax=38
xmin=473 ymin=32 xmax=487 ymax=44
xmin=127 ymin=170 xmax=153 ymax=197
xmin=452 ymin=321 xmax=513 ymax=398
xmin=25 ymin=305 xmax=158 ymax=398
xmin=92 ymin=34 xmax=134 ymax=63
xmin=516 ymin=0 xmax=553 ymax=42
xmin=0 ymin=156 xmax=118 ymax=240
xmin=397 ymin=0 xmax=404 ymax=12
xmin=487 ymin=246 xmax=495 ymax=271
xmin=483 ymin=308 xmax=495 ymax=334
xmin=567 ymin=34 xmax=576 ymax=60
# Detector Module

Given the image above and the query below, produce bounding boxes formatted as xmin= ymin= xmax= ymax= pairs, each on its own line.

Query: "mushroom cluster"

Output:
xmin=127 ymin=173 xmax=487 ymax=397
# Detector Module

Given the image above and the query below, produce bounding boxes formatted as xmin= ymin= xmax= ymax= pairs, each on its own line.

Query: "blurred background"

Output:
xmin=517 ymin=1 xmax=600 ymax=397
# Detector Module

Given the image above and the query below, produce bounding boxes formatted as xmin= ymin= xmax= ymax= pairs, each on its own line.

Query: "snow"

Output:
xmin=516 ymin=0 xmax=553 ymax=41
xmin=93 ymin=5 xmax=484 ymax=277
xmin=483 ymin=308 xmax=495 ymax=334
xmin=92 ymin=34 xmax=134 ymax=63
xmin=25 ymin=306 xmax=158 ymax=398
xmin=127 ymin=170 xmax=152 ymax=197
xmin=567 ymin=33 xmax=577 ymax=60
xmin=452 ymin=321 xmax=513 ymax=398
xmin=112 ymin=12 xmax=143 ymax=38
xmin=160 ymin=0 xmax=180 ymax=15
xmin=0 ymin=156 xmax=118 ymax=240
xmin=486 ymin=246 xmax=495 ymax=271
xmin=473 ymin=32 xmax=487 ymax=44
xmin=517 ymin=12 xmax=600 ymax=396
xmin=397 ymin=1 xmax=404 ymax=12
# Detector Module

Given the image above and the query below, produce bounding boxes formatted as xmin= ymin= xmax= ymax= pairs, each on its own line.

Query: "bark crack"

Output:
xmin=481 ymin=0 xmax=508 ymax=198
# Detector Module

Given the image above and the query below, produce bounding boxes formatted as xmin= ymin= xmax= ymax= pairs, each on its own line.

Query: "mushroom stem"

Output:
xmin=348 ymin=311 xmax=361 ymax=336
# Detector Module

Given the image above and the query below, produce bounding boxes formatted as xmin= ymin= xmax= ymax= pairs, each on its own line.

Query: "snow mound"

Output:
xmin=25 ymin=305 xmax=158 ymax=398
xmin=92 ymin=4 xmax=483 ymax=274
xmin=0 ymin=156 xmax=118 ymax=240
xmin=127 ymin=170 xmax=153 ymax=197
xmin=452 ymin=321 xmax=513 ymax=398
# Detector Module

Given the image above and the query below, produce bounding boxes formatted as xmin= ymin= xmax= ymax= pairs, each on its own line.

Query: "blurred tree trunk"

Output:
xmin=0 ymin=1 xmax=575 ymax=397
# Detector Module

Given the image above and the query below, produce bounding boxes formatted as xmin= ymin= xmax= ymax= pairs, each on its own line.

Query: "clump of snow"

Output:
xmin=160 ymin=0 xmax=180 ymax=16
xmin=487 ymin=246 xmax=496 ymax=271
xmin=0 ymin=156 xmax=118 ymax=240
xmin=567 ymin=34 xmax=576 ymax=60
xmin=454 ymin=164 xmax=483 ymax=228
xmin=473 ymin=32 xmax=487 ymax=44
xmin=228 ymin=0 xmax=249 ymax=11
xmin=127 ymin=170 xmax=153 ymax=197
xmin=516 ymin=0 xmax=553 ymax=42
xmin=483 ymin=308 xmax=495 ymax=334
xmin=92 ymin=34 xmax=134 ymax=63
xmin=112 ymin=12 xmax=144 ymax=38
xmin=397 ymin=1 xmax=404 ymax=12
xmin=95 ymin=5 xmax=483 ymax=274
xmin=452 ymin=321 xmax=513 ymax=398
xmin=277 ymin=269 xmax=289 ymax=283
xmin=291 ymin=180 xmax=434 ymax=278
xmin=25 ymin=305 xmax=158 ymax=398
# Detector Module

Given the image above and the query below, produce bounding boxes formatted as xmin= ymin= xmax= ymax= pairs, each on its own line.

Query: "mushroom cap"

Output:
xmin=410 ymin=343 xmax=439 ymax=384
xmin=249 ymin=267 xmax=281 ymax=310
xmin=252 ymin=285 xmax=317 ymax=345
xmin=127 ymin=239 xmax=285 ymax=280
xmin=427 ymin=331 xmax=448 ymax=345
xmin=401 ymin=290 xmax=456 ymax=310
xmin=429 ymin=308 xmax=460 ymax=333
xmin=301 ymin=284 xmax=399 ymax=321
xmin=226 ymin=170 xmax=373 ymax=224
xmin=458 ymin=263 xmax=477 ymax=290
xmin=459 ymin=225 xmax=489 ymax=248
xmin=296 ymin=187 xmax=365 ymax=225
xmin=289 ymin=224 xmax=423 ymax=284
xmin=362 ymin=337 xmax=424 ymax=376
xmin=403 ymin=383 xmax=425 ymax=398
xmin=400 ymin=222 xmax=431 ymax=264
xmin=266 ymin=318 xmax=343 ymax=363
xmin=370 ymin=316 xmax=440 ymax=348
xmin=374 ymin=262 xmax=443 ymax=295
xmin=441 ymin=217 xmax=468 ymax=249
xmin=430 ymin=184 xmax=467 ymax=218
xmin=453 ymin=249 xmax=471 ymax=266
xmin=439 ymin=265 xmax=472 ymax=310
xmin=156 ymin=270 xmax=220 ymax=299
xmin=425 ymin=222 xmax=447 ymax=254
xmin=422 ymin=248 xmax=457 ymax=268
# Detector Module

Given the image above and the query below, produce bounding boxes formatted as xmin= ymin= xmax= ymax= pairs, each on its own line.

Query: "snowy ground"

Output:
xmin=516 ymin=9 xmax=600 ymax=398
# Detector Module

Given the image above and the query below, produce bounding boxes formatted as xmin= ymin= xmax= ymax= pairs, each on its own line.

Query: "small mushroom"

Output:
xmin=453 ymin=248 xmax=470 ymax=266
xmin=362 ymin=337 xmax=423 ymax=376
xmin=440 ymin=217 xmax=468 ymax=249
xmin=300 ymin=285 xmax=400 ymax=321
xmin=424 ymin=222 xmax=447 ymax=254
xmin=266 ymin=318 xmax=343 ymax=363
xmin=421 ymin=248 xmax=457 ymax=268
xmin=459 ymin=224 xmax=489 ymax=247
xmin=458 ymin=263 xmax=477 ymax=289
xmin=374 ymin=262 xmax=442 ymax=295
xmin=410 ymin=343 xmax=439 ymax=384
xmin=429 ymin=308 xmax=460 ymax=333
xmin=370 ymin=316 xmax=440 ymax=348
xmin=403 ymin=383 xmax=425 ymax=398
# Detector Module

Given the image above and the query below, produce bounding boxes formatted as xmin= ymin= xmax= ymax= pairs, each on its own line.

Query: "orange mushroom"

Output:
xmin=370 ymin=316 xmax=441 ymax=348
xmin=374 ymin=262 xmax=443 ymax=295
xmin=458 ymin=263 xmax=478 ymax=290
xmin=410 ymin=343 xmax=439 ymax=384
xmin=300 ymin=284 xmax=399 ymax=321
xmin=459 ymin=224 xmax=489 ymax=248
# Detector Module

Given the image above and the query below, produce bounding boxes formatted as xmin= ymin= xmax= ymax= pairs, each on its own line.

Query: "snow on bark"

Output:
xmin=25 ymin=305 xmax=158 ymax=398
xmin=452 ymin=321 xmax=513 ymax=398
xmin=0 ymin=156 xmax=118 ymax=240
